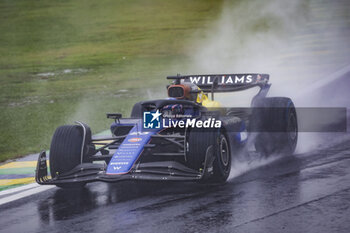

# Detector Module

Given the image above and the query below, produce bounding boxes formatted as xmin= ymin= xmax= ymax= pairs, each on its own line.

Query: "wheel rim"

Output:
xmin=220 ymin=136 xmax=229 ymax=167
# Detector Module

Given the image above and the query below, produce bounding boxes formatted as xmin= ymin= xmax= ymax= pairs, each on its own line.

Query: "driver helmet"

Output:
xmin=167 ymin=81 xmax=205 ymax=103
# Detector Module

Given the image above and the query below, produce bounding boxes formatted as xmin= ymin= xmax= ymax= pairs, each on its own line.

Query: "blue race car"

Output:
xmin=36 ymin=74 xmax=298 ymax=188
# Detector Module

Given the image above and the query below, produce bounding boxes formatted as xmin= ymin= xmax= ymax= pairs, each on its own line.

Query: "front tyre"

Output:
xmin=49 ymin=124 xmax=91 ymax=188
xmin=186 ymin=128 xmax=231 ymax=184
xmin=186 ymin=127 xmax=215 ymax=171
xmin=211 ymin=133 xmax=231 ymax=183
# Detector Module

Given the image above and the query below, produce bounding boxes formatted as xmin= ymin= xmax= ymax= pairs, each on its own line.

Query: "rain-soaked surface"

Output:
xmin=1 ymin=133 xmax=350 ymax=233
xmin=1 ymin=0 xmax=350 ymax=232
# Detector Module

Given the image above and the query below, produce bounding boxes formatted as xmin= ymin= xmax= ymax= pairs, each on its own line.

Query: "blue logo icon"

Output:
xmin=143 ymin=110 xmax=162 ymax=129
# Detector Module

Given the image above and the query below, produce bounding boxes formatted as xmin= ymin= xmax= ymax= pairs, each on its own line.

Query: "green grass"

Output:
xmin=0 ymin=0 xmax=223 ymax=161
xmin=0 ymin=184 xmax=24 ymax=191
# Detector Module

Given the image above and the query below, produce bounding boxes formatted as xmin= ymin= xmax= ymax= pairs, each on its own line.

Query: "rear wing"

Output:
xmin=167 ymin=74 xmax=270 ymax=92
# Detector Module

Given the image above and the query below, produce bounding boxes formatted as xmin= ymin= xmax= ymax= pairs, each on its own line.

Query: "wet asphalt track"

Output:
xmin=0 ymin=133 xmax=349 ymax=233
xmin=1 ymin=70 xmax=350 ymax=232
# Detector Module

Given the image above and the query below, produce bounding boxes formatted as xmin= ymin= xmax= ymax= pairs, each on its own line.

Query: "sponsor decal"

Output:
xmin=240 ymin=131 xmax=248 ymax=141
xmin=128 ymin=137 xmax=142 ymax=142
xmin=110 ymin=162 xmax=129 ymax=165
xmin=189 ymin=75 xmax=253 ymax=85
xmin=129 ymin=131 xmax=151 ymax=135
xmin=257 ymin=74 xmax=262 ymax=82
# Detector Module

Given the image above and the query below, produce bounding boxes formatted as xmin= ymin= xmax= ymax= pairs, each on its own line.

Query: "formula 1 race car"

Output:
xmin=36 ymin=74 xmax=298 ymax=188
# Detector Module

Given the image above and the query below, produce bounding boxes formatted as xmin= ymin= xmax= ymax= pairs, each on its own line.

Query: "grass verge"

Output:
xmin=0 ymin=0 xmax=223 ymax=161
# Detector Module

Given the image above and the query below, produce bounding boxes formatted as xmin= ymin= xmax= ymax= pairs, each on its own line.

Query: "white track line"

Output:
xmin=0 ymin=183 xmax=40 ymax=197
xmin=0 ymin=185 xmax=54 ymax=206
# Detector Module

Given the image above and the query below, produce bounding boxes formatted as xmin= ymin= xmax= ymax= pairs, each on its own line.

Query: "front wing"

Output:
xmin=35 ymin=147 xmax=215 ymax=185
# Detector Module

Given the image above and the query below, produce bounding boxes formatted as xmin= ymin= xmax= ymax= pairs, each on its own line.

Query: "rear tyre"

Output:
xmin=252 ymin=97 xmax=298 ymax=156
xmin=49 ymin=125 xmax=91 ymax=188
